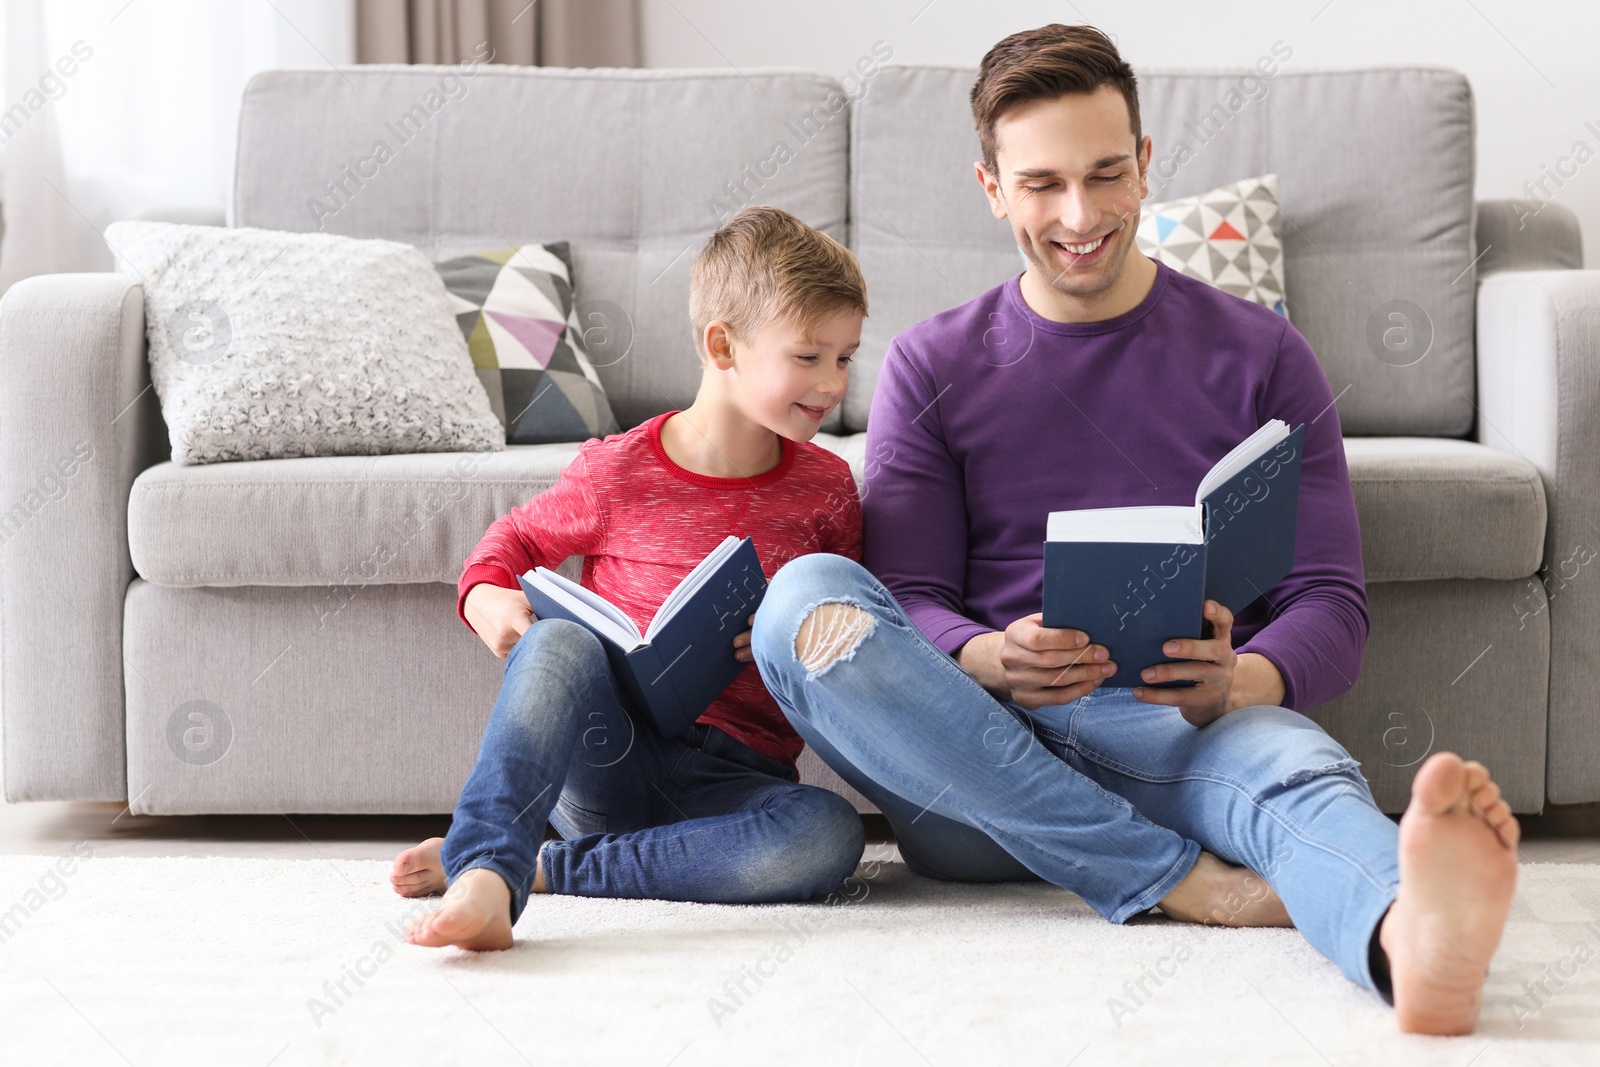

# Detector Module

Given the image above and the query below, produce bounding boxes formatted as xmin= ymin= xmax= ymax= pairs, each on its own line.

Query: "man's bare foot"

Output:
xmin=1157 ymin=851 xmax=1293 ymax=927
xmin=391 ymin=837 xmax=447 ymax=898
xmin=407 ymin=868 xmax=515 ymax=951
xmin=1379 ymin=751 xmax=1518 ymax=1035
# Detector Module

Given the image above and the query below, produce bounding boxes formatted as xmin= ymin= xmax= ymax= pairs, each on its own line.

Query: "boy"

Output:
xmin=393 ymin=205 xmax=870 ymax=950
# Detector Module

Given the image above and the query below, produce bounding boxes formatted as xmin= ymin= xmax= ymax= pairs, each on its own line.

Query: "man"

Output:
xmin=750 ymin=23 xmax=1518 ymax=1035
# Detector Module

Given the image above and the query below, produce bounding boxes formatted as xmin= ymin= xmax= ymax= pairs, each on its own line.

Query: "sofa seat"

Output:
xmin=131 ymin=428 xmax=1542 ymax=588
xmin=128 ymin=443 xmax=583 ymax=587
xmin=127 ymin=433 xmax=1545 ymax=588
xmin=1341 ymin=437 xmax=1545 ymax=581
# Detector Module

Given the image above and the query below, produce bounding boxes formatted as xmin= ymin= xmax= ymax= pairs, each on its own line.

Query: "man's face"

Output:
xmin=977 ymin=85 xmax=1151 ymax=307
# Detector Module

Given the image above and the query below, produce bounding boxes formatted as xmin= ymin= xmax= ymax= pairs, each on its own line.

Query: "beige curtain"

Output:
xmin=356 ymin=0 xmax=640 ymax=66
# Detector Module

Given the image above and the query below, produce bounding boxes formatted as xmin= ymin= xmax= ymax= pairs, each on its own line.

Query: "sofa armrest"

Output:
xmin=1476 ymin=198 xmax=1584 ymax=277
xmin=0 ymin=273 xmax=167 ymax=801
xmin=1476 ymin=268 xmax=1600 ymax=803
xmin=124 ymin=204 xmax=227 ymax=227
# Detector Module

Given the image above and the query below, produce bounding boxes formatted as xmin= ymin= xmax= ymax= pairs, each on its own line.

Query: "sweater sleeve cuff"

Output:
xmin=912 ymin=607 xmax=1000 ymax=660
xmin=1235 ymin=635 xmax=1298 ymax=711
xmin=458 ymin=563 xmax=518 ymax=631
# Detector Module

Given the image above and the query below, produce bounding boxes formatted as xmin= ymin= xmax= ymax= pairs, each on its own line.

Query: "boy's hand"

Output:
xmin=734 ymin=613 xmax=755 ymax=663
xmin=464 ymin=583 xmax=537 ymax=659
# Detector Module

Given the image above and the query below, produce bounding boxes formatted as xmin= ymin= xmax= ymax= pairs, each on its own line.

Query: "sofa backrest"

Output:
xmin=235 ymin=63 xmax=1478 ymax=439
xmin=848 ymin=65 xmax=1478 ymax=437
xmin=234 ymin=66 xmax=849 ymax=431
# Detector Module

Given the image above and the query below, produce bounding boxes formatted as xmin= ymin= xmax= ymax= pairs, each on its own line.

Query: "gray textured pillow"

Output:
xmin=106 ymin=221 xmax=505 ymax=466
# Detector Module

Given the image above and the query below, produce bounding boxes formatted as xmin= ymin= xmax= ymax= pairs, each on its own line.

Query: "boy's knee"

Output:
xmin=783 ymin=788 xmax=867 ymax=897
xmin=510 ymin=616 xmax=605 ymax=672
xmin=795 ymin=602 xmax=875 ymax=673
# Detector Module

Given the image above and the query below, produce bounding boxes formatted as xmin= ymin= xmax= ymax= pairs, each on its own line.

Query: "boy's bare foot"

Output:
xmin=391 ymin=837 xmax=447 ymax=897
xmin=1157 ymin=850 xmax=1293 ymax=927
xmin=1379 ymin=751 xmax=1518 ymax=1035
xmin=407 ymin=868 xmax=515 ymax=951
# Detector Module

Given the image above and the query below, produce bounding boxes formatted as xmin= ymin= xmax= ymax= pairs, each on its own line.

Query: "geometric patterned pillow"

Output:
xmin=434 ymin=242 xmax=620 ymax=444
xmin=1135 ymin=172 xmax=1289 ymax=319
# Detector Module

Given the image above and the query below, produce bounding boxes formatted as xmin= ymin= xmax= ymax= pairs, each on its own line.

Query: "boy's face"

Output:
xmin=712 ymin=308 xmax=863 ymax=441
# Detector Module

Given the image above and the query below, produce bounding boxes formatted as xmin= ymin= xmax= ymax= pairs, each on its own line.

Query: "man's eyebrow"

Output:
xmin=1012 ymin=153 xmax=1133 ymax=178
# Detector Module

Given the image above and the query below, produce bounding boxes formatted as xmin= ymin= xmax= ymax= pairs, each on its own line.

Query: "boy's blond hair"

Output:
xmin=689 ymin=205 xmax=867 ymax=358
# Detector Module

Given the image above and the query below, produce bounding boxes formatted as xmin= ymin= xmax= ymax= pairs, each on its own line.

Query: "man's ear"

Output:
xmin=1136 ymin=134 xmax=1153 ymax=201
xmin=702 ymin=320 xmax=736 ymax=367
xmin=975 ymin=161 xmax=1009 ymax=221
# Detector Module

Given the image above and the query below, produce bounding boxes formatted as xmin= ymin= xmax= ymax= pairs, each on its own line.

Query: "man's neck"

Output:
xmin=1018 ymin=249 xmax=1159 ymax=324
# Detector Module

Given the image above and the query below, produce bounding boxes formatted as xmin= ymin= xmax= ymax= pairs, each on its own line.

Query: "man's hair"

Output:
xmin=970 ymin=24 xmax=1142 ymax=174
xmin=689 ymin=205 xmax=867 ymax=355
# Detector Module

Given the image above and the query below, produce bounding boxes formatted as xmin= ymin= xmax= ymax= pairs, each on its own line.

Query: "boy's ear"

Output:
xmin=702 ymin=320 xmax=736 ymax=367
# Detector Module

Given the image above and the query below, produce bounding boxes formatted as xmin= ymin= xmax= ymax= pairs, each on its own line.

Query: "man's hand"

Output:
xmin=958 ymin=614 xmax=1116 ymax=710
xmin=734 ymin=613 xmax=755 ymax=663
xmin=464 ymin=583 xmax=536 ymax=659
xmin=1133 ymin=599 xmax=1240 ymax=726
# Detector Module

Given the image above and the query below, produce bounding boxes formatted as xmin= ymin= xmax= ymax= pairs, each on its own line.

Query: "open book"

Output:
xmin=517 ymin=535 xmax=767 ymax=740
xmin=1042 ymin=420 xmax=1305 ymax=689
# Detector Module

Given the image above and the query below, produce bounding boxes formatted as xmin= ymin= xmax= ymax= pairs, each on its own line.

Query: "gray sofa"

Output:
xmin=2 ymin=64 xmax=1594 ymax=818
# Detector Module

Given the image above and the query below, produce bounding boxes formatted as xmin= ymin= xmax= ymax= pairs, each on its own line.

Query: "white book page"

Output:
xmin=1046 ymin=505 xmax=1204 ymax=544
xmin=1194 ymin=419 xmax=1289 ymax=503
xmin=648 ymin=535 xmax=740 ymax=640
xmin=530 ymin=567 xmax=644 ymax=649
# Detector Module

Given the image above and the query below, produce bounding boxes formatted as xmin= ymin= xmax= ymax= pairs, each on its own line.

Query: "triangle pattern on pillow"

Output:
xmin=431 ymin=243 xmax=621 ymax=444
xmin=486 ymin=310 xmax=565 ymax=369
xmin=1135 ymin=173 xmax=1288 ymax=318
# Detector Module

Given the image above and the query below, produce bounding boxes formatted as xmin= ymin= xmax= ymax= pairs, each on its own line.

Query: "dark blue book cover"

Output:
xmin=1042 ymin=423 xmax=1303 ymax=690
xmin=1201 ymin=424 xmax=1304 ymax=612
xmin=517 ymin=537 xmax=768 ymax=740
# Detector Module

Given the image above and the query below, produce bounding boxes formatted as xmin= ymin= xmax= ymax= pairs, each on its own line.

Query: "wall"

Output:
xmin=641 ymin=0 xmax=1600 ymax=267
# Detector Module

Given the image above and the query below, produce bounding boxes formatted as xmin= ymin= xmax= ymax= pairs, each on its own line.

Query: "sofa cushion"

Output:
xmin=1344 ymin=437 xmax=1545 ymax=581
xmin=233 ymin=67 xmax=851 ymax=433
xmin=129 ymin=444 xmax=581 ymax=587
xmin=128 ymin=433 xmax=1544 ymax=589
xmin=106 ymin=220 xmax=506 ymax=466
xmin=434 ymin=242 xmax=621 ymax=444
xmin=1136 ymin=172 xmax=1288 ymax=317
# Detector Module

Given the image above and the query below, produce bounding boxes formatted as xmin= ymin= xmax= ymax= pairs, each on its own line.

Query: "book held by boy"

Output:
xmin=1042 ymin=420 xmax=1306 ymax=690
xmin=517 ymin=535 xmax=768 ymax=740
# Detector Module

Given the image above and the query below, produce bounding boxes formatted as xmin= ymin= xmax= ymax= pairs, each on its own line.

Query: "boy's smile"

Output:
xmin=661 ymin=306 xmax=864 ymax=481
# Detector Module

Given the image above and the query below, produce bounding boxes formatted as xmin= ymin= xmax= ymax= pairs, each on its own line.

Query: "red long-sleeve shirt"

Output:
xmin=457 ymin=409 xmax=863 ymax=767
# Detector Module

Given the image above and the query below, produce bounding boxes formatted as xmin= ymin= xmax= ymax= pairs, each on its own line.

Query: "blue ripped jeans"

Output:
xmin=441 ymin=617 xmax=866 ymax=923
xmin=750 ymin=553 xmax=1401 ymax=996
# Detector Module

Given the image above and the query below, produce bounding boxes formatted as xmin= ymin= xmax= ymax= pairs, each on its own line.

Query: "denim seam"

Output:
xmin=1109 ymin=837 xmax=1203 ymax=924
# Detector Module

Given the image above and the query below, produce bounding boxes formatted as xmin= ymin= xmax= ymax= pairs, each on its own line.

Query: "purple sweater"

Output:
xmin=861 ymin=260 xmax=1369 ymax=712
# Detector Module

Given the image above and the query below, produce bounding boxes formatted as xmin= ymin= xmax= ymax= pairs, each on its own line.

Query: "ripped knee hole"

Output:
xmin=795 ymin=603 xmax=875 ymax=672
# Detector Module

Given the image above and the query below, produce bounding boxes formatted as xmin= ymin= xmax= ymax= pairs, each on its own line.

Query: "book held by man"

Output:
xmin=1042 ymin=420 xmax=1306 ymax=689
xmin=517 ymin=535 xmax=767 ymax=740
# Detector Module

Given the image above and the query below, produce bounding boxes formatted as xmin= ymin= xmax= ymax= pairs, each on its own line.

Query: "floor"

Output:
xmin=5 ymin=797 xmax=1600 ymax=864
xmin=5 ymin=799 xmax=1599 ymax=1065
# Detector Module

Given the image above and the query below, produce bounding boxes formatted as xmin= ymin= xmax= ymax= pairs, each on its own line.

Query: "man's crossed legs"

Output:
xmin=750 ymin=552 xmax=1518 ymax=1035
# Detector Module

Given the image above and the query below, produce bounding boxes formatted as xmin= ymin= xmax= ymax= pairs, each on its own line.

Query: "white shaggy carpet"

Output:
xmin=1 ymin=852 xmax=1597 ymax=1066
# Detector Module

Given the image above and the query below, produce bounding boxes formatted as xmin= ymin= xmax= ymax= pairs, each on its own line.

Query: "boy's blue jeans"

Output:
xmin=440 ymin=617 xmax=866 ymax=923
xmin=750 ymin=553 xmax=1401 ymax=996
